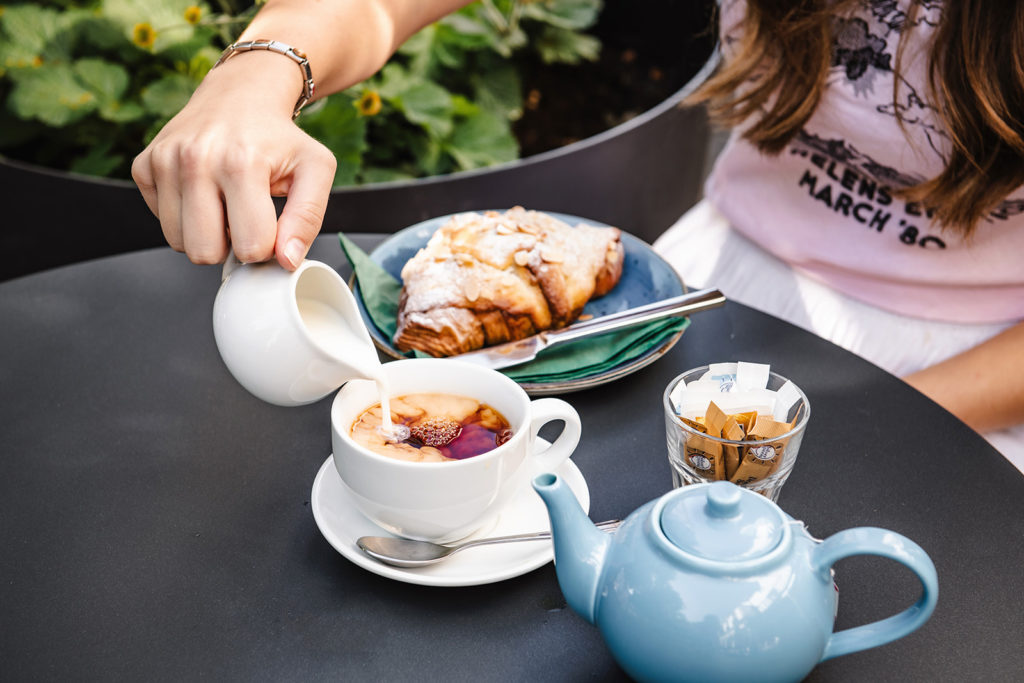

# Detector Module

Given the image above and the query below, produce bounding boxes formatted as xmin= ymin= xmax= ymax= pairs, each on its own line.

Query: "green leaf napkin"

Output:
xmin=339 ymin=233 xmax=689 ymax=384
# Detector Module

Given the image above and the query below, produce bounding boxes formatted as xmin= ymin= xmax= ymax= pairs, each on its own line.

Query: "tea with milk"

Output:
xmin=350 ymin=393 xmax=512 ymax=462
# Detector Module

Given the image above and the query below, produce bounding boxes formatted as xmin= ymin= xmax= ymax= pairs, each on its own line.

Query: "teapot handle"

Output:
xmin=813 ymin=527 xmax=938 ymax=662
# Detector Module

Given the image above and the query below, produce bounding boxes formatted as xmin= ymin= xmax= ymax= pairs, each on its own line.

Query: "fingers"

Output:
xmin=174 ymin=139 xmax=229 ymax=264
xmin=130 ymin=116 xmax=334 ymax=268
xmin=180 ymin=179 xmax=229 ymax=265
xmin=130 ymin=152 xmax=159 ymax=219
xmin=275 ymin=144 xmax=337 ymax=270
xmin=149 ymin=144 xmax=185 ymax=253
xmin=220 ymin=150 xmax=279 ymax=264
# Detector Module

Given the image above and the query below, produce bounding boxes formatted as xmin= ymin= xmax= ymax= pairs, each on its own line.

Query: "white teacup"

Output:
xmin=331 ymin=358 xmax=582 ymax=543
xmin=213 ymin=257 xmax=381 ymax=406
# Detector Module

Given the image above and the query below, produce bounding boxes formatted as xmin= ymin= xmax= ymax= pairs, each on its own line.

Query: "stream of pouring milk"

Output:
xmin=297 ymin=297 xmax=403 ymax=439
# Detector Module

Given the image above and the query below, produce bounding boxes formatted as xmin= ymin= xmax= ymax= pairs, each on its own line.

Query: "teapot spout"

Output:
xmin=532 ymin=472 xmax=610 ymax=624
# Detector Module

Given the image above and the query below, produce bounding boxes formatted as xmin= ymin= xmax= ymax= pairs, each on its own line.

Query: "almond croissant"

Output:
xmin=394 ymin=207 xmax=625 ymax=357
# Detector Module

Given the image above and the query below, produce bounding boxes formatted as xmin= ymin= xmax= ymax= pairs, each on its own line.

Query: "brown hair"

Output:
xmin=688 ymin=0 xmax=1024 ymax=236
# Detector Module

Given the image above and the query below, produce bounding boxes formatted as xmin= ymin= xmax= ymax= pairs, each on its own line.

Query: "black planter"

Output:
xmin=0 ymin=1 xmax=715 ymax=282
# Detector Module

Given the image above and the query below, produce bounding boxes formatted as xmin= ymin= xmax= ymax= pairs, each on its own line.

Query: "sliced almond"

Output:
xmin=540 ymin=246 xmax=564 ymax=263
xmin=514 ymin=250 xmax=531 ymax=267
xmin=464 ymin=279 xmax=481 ymax=302
xmin=495 ymin=223 xmax=514 ymax=235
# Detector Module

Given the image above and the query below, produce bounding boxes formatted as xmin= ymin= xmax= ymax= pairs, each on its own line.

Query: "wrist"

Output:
xmin=212 ymin=40 xmax=314 ymax=119
xmin=200 ymin=49 xmax=307 ymax=119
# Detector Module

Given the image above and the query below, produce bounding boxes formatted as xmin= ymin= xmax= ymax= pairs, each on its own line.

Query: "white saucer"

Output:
xmin=310 ymin=445 xmax=590 ymax=587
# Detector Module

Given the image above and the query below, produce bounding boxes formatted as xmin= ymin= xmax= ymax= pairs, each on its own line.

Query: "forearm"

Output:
xmin=238 ymin=0 xmax=474 ymax=96
xmin=133 ymin=0 xmax=474 ymax=268
xmin=904 ymin=322 xmax=1024 ymax=433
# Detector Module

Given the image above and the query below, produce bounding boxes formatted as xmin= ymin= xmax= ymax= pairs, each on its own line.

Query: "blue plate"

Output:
xmin=352 ymin=212 xmax=687 ymax=395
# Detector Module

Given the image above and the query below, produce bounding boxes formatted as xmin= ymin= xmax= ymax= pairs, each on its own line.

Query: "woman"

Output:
xmin=653 ymin=0 xmax=1024 ymax=469
xmin=131 ymin=0 xmax=1024 ymax=469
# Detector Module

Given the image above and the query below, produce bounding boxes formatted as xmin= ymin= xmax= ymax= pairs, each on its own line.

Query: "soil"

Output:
xmin=514 ymin=45 xmax=690 ymax=156
xmin=513 ymin=1 xmax=715 ymax=157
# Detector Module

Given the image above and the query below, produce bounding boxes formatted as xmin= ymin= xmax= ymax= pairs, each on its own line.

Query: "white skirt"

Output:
xmin=654 ymin=200 xmax=1024 ymax=473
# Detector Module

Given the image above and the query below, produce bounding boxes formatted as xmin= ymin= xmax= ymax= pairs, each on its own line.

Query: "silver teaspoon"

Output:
xmin=357 ymin=519 xmax=622 ymax=568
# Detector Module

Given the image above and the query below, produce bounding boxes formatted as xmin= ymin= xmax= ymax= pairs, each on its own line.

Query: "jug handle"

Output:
xmin=813 ymin=527 xmax=938 ymax=662
xmin=222 ymin=251 xmax=244 ymax=281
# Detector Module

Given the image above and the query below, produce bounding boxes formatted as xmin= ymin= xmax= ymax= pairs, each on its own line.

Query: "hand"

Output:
xmin=132 ymin=51 xmax=336 ymax=270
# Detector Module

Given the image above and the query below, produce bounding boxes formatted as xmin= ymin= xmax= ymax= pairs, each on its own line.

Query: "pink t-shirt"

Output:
xmin=704 ymin=0 xmax=1024 ymax=323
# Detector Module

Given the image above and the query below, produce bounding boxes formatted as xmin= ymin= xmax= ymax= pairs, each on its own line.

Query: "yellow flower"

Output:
xmin=183 ymin=5 xmax=202 ymax=25
xmin=31 ymin=56 xmax=43 ymax=68
xmin=132 ymin=22 xmax=156 ymax=49
xmin=355 ymin=90 xmax=382 ymax=117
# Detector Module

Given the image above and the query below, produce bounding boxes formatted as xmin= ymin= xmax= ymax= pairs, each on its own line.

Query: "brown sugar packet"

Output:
xmin=684 ymin=401 xmax=728 ymax=480
xmin=679 ymin=416 xmax=707 ymax=433
xmin=729 ymin=415 xmax=792 ymax=486
xmin=731 ymin=411 xmax=757 ymax=434
xmin=705 ymin=401 xmax=727 ymax=436
xmin=722 ymin=415 xmax=745 ymax=480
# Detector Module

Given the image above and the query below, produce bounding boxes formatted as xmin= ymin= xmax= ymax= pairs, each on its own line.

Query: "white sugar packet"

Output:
xmin=699 ymin=362 xmax=739 ymax=391
xmin=772 ymin=380 xmax=803 ymax=423
xmin=673 ymin=389 xmax=777 ymax=420
xmin=736 ymin=362 xmax=770 ymax=392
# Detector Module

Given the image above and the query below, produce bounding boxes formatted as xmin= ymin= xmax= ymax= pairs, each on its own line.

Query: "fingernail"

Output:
xmin=283 ymin=238 xmax=306 ymax=268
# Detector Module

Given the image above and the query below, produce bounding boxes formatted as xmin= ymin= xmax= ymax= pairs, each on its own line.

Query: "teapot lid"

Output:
xmin=660 ymin=482 xmax=785 ymax=562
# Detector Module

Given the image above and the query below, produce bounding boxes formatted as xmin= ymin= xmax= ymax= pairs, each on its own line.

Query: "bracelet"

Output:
xmin=213 ymin=39 xmax=315 ymax=119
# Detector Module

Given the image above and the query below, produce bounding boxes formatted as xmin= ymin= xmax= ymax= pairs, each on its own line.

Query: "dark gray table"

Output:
xmin=3 ymin=235 xmax=1022 ymax=682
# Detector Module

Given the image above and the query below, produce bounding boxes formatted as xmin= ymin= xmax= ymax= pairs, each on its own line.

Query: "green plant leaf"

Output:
xmin=445 ymin=108 xmax=518 ymax=171
xmin=99 ymin=100 xmax=147 ymax=123
xmin=161 ymin=26 xmax=218 ymax=63
xmin=70 ymin=142 xmax=124 ymax=177
xmin=73 ymin=15 xmax=132 ymax=51
xmin=439 ymin=11 xmax=494 ymax=45
xmin=410 ymin=134 xmax=446 ymax=176
xmin=297 ymin=95 xmax=368 ymax=187
xmin=74 ymin=59 xmax=130 ymax=102
xmin=375 ymin=63 xmax=412 ymax=100
xmin=535 ymin=26 xmax=601 ymax=64
xmin=400 ymin=19 xmax=492 ymax=77
xmin=7 ymin=64 xmax=98 ymax=126
xmin=73 ymin=58 xmax=147 ymax=122
xmin=0 ymin=5 xmax=64 ymax=62
xmin=391 ymin=80 xmax=455 ymax=138
xmin=104 ymin=0 xmax=204 ymax=53
xmin=141 ymin=72 xmax=197 ymax=117
xmin=471 ymin=63 xmax=523 ymax=121
xmin=449 ymin=94 xmax=479 ymax=118
xmin=184 ymin=46 xmax=221 ymax=80
xmin=522 ymin=0 xmax=603 ymax=30
xmin=360 ymin=166 xmax=416 ymax=184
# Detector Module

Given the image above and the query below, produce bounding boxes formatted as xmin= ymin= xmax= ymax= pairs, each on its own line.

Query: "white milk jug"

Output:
xmin=212 ymin=256 xmax=382 ymax=406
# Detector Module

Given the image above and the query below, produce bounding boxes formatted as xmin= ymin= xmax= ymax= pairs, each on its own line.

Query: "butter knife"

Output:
xmin=452 ymin=287 xmax=726 ymax=370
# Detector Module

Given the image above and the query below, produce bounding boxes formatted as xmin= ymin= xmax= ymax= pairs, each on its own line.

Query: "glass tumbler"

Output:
xmin=663 ymin=365 xmax=811 ymax=503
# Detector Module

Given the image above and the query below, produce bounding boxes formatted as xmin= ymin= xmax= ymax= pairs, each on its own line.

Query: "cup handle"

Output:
xmin=813 ymin=527 xmax=939 ymax=662
xmin=527 ymin=398 xmax=582 ymax=474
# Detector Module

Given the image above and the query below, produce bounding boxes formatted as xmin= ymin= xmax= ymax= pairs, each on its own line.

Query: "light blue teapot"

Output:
xmin=533 ymin=474 xmax=938 ymax=683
